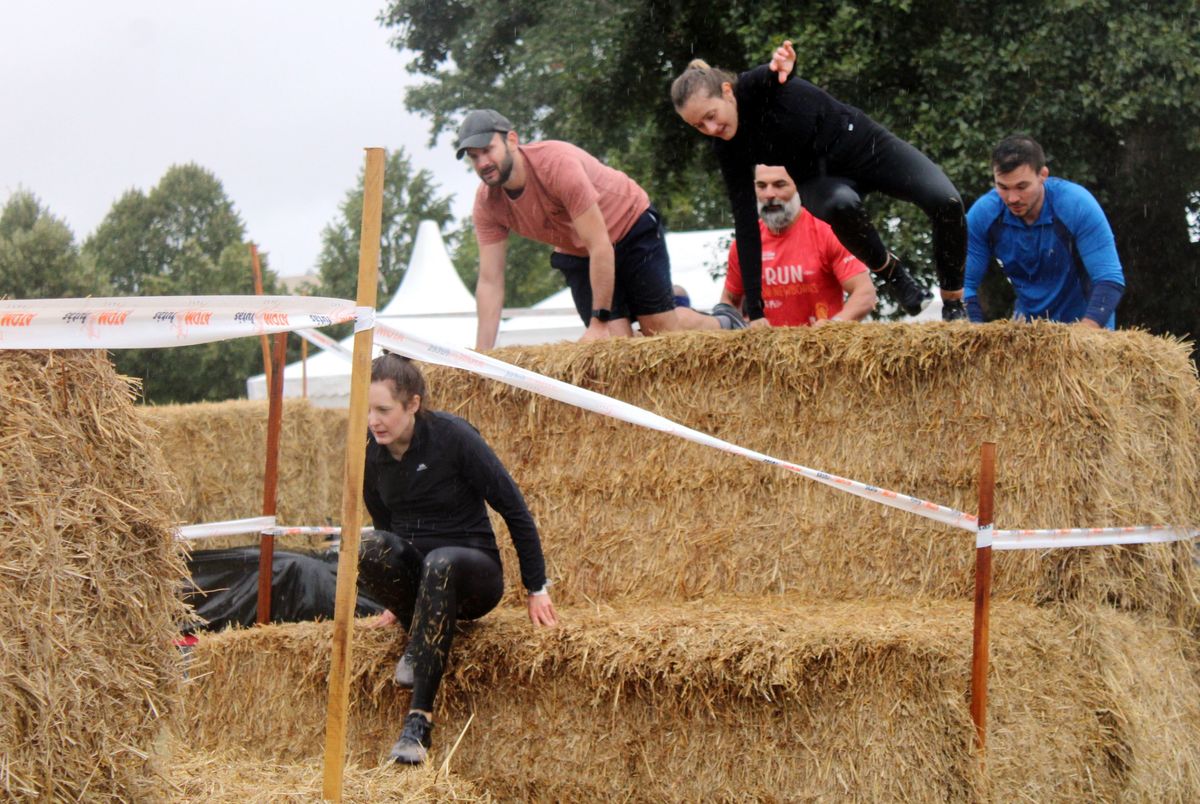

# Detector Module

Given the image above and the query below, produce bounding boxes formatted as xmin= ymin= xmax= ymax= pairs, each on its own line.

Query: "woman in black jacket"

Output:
xmin=672 ymin=41 xmax=966 ymax=322
xmin=359 ymin=353 xmax=557 ymax=765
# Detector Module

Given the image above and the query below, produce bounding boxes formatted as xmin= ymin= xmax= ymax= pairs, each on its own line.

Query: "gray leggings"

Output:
xmin=358 ymin=530 xmax=504 ymax=712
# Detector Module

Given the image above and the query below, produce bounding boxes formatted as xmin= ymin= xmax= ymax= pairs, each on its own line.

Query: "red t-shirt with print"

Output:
xmin=725 ymin=212 xmax=866 ymax=326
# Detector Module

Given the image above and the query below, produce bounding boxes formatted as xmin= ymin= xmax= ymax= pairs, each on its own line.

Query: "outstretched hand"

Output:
xmin=769 ymin=40 xmax=796 ymax=83
xmin=528 ymin=591 xmax=559 ymax=627
xmin=368 ymin=608 xmax=398 ymax=628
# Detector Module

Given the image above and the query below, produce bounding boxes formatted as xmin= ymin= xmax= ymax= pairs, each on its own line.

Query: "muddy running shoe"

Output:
xmin=710 ymin=302 xmax=747 ymax=330
xmin=389 ymin=712 xmax=433 ymax=765
xmin=941 ymin=299 xmax=967 ymax=321
xmin=875 ymin=255 xmax=932 ymax=316
xmin=393 ymin=650 xmax=415 ymax=688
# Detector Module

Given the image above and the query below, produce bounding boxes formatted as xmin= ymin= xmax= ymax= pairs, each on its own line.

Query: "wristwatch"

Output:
xmin=591 ymin=308 xmax=613 ymax=323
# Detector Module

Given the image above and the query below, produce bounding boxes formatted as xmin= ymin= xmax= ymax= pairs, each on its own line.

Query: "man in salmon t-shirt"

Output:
xmin=722 ymin=165 xmax=877 ymax=326
xmin=456 ymin=109 xmax=746 ymax=350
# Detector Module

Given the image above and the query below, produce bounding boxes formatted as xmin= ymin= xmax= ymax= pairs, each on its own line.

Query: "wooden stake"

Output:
xmin=322 ymin=147 xmax=384 ymax=802
xmin=249 ymin=243 xmax=273 ymax=390
xmin=301 ymin=336 xmax=308 ymax=399
xmin=970 ymin=441 xmax=997 ymax=753
xmin=256 ymin=331 xmax=287 ymax=625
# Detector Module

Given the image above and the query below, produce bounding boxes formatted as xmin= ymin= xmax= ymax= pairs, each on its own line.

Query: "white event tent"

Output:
xmin=246 ymin=220 xmax=478 ymax=407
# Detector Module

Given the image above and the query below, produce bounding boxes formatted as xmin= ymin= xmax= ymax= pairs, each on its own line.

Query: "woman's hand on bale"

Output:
xmin=527 ymin=592 xmax=558 ymax=627
xmin=369 ymin=608 xmax=399 ymax=628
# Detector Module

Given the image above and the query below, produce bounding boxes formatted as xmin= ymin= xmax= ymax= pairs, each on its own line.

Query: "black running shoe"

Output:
xmin=389 ymin=712 xmax=433 ymax=765
xmin=710 ymin=302 xmax=747 ymax=330
xmin=875 ymin=256 xmax=933 ymax=316
xmin=941 ymin=299 xmax=967 ymax=321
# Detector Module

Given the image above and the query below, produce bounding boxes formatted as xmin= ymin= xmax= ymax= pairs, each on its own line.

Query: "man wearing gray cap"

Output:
xmin=456 ymin=109 xmax=745 ymax=350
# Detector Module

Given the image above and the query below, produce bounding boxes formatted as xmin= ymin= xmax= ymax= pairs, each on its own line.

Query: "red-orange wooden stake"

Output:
xmin=322 ymin=148 xmax=384 ymax=801
xmin=256 ymin=331 xmax=287 ymax=624
xmin=970 ymin=441 xmax=997 ymax=752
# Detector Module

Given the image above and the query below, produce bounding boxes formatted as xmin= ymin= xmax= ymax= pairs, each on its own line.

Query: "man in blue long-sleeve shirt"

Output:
xmin=964 ymin=135 xmax=1125 ymax=328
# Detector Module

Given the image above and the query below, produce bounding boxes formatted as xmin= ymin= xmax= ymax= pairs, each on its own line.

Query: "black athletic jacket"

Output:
xmin=363 ymin=410 xmax=547 ymax=592
xmin=712 ymin=65 xmax=890 ymax=320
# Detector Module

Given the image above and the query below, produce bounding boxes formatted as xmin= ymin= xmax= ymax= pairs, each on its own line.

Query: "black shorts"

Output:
xmin=549 ymin=205 xmax=676 ymax=323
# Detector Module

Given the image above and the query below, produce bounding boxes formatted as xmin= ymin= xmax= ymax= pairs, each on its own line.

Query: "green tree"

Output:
xmin=451 ymin=220 xmax=562 ymax=308
xmin=84 ymin=164 xmax=281 ymax=403
xmin=0 ymin=190 xmax=104 ymax=298
xmin=314 ymin=148 xmax=455 ymax=304
xmin=384 ymin=0 xmax=1200 ymax=349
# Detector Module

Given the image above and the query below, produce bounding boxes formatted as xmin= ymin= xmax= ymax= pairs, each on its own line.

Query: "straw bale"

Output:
xmin=180 ymin=601 xmax=1200 ymax=802
xmin=141 ymin=399 xmax=347 ymax=545
xmin=0 ymin=350 xmax=190 ymax=801
xmin=140 ymin=324 xmax=1198 ymax=620
xmin=166 ymin=744 xmax=491 ymax=802
xmin=418 ymin=323 xmax=1200 ymax=623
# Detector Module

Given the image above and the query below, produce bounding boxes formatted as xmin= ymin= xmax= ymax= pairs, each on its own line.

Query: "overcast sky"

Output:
xmin=0 ymin=1 xmax=479 ymax=278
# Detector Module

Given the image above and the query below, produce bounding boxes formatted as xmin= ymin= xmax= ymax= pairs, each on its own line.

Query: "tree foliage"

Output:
xmin=313 ymin=148 xmax=455 ymax=304
xmin=451 ymin=221 xmax=562 ymax=309
xmin=384 ymin=0 xmax=1200 ymax=349
xmin=84 ymin=164 xmax=280 ymax=403
xmin=0 ymin=190 xmax=103 ymax=299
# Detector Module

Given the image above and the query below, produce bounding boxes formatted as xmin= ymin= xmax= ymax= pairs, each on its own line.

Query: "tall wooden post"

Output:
xmin=970 ymin=441 xmax=997 ymax=752
xmin=256 ymin=331 xmax=288 ymax=625
xmin=322 ymin=147 xmax=384 ymax=801
xmin=249 ymin=243 xmax=273 ymax=390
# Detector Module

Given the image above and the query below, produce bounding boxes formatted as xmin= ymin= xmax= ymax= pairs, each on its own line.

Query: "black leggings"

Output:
xmin=358 ymin=530 xmax=504 ymax=712
xmin=797 ymin=135 xmax=965 ymax=292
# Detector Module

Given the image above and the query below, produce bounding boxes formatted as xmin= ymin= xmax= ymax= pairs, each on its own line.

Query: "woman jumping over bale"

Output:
xmin=358 ymin=353 xmax=557 ymax=765
xmin=671 ymin=41 xmax=967 ymax=321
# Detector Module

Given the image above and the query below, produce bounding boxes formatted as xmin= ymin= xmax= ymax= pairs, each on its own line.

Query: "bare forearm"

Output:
xmin=474 ymin=276 xmax=504 ymax=350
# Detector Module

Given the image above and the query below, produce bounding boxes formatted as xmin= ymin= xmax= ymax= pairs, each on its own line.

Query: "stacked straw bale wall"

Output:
xmin=439 ymin=323 xmax=1200 ymax=626
xmin=170 ymin=322 xmax=1200 ymax=799
xmin=0 ymin=351 xmax=189 ymax=800
xmin=141 ymin=399 xmax=347 ymax=531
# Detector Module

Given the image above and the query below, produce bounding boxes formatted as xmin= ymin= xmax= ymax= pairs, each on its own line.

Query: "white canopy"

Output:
xmin=246 ymin=220 xmax=479 ymax=406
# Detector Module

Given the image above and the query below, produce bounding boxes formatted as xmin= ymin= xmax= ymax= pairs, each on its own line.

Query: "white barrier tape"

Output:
xmin=976 ymin=524 xmax=994 ymax=548
xmin=354 ymin=306 xmax=375 ymax=333
xmin=373 ymin=322 xmax=980 ymax=532
xmin=296 ymin=328 xmax=353 ymax=357
xmin=175 ymin=516 xmax=276 ymax=541
xmin=0 ymin=296 xmax=357 ymax=350
xmin=994 ymin=526 xmax=1199 ymax=551
xmin=259 ymin=526 xmax=372 ymax=538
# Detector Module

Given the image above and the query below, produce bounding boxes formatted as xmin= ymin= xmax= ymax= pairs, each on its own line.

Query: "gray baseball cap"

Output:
xmin=455 ymin=109 xmax=513 ymax=159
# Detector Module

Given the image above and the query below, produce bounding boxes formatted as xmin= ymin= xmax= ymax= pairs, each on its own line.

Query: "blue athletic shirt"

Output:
xmin=964 ymin=176 xmax=1124 ymax=328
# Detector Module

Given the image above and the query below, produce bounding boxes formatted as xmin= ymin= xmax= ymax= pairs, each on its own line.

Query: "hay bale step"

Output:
xmin=181 ymin=599 xmax=1200 ymax=802
xmin=166 ymin=745 xmax=490 ymax=802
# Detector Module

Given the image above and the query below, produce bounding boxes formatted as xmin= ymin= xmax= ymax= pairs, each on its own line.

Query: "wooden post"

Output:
xmin=256 ymin=331 xmax=287 ymax=625
xmin=249 ymin=243 xmax=273 ymax=391
xmin=301 ymin=336 xmax=309 ymax=399
xmin=970 ymin=441 xmax=997 ymax=753
xmin=322 ymin=147 xmax=384 ymax=802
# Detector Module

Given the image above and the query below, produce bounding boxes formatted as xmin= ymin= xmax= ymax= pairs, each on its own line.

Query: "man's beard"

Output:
xmin=482 ymin=147 xmax=515 ymax=186
xmin=758 ymin=194 xmax=802 ymax=232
